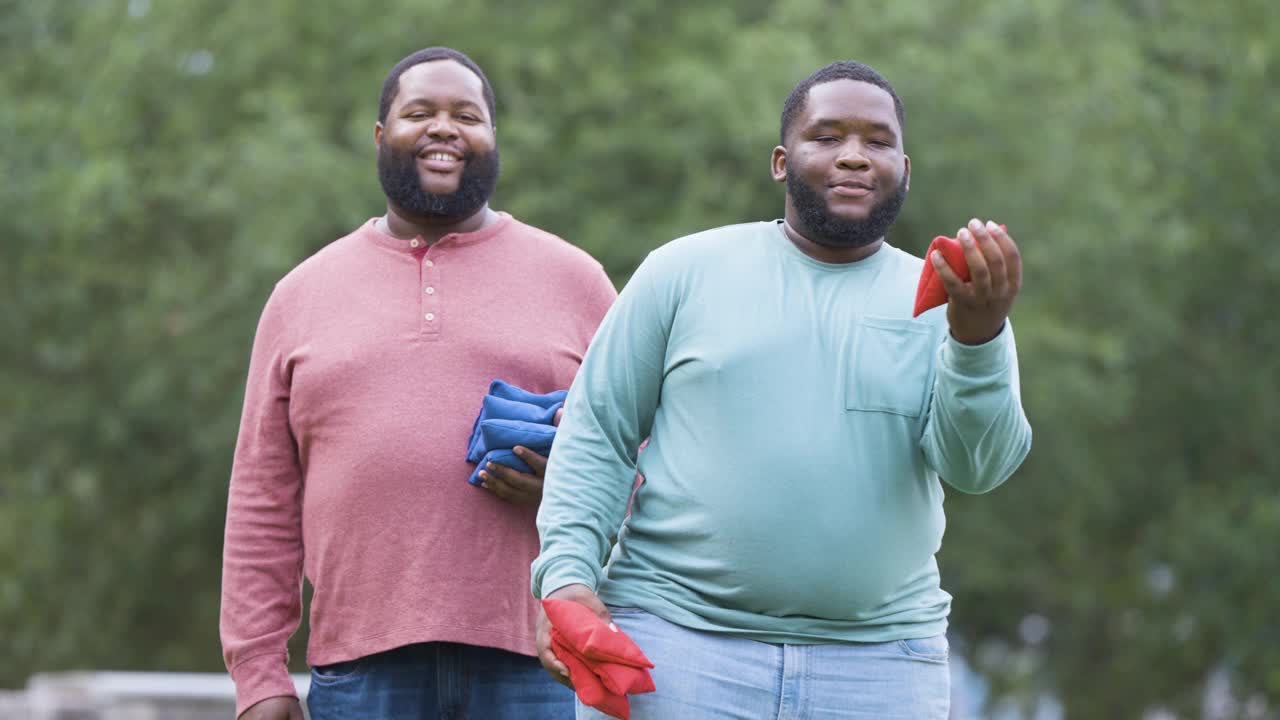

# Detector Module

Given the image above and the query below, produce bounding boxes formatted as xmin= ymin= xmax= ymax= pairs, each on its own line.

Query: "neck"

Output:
xmin=382 ymin=203 xmax=497 ymax=244
xmin=780 ymin=212 xmax=883 ymax=264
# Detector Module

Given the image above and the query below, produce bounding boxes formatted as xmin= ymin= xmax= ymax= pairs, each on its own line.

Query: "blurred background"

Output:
xmin=2 ymin=0 xmax=1277 ymax=718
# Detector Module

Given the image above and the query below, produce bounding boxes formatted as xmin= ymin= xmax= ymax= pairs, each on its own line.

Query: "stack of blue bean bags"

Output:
xmin=465 ymin=380 xmax=567 ymax=486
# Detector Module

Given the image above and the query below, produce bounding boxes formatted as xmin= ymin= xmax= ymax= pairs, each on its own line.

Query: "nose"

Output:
xmin=425 ymin=112 xmax=459 ymax=140
xmin=835 ymin=142 xmax=870 ymax=171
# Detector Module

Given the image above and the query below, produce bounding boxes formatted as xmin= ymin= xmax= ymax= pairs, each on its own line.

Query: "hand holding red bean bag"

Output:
xmin=912 ymin=225 xmax=1006 ymax=317
xmin=542 ymin=598 xmax=655 ymax=719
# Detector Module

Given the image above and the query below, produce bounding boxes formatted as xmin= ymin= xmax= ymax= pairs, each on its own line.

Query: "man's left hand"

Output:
xmin=932 ymin=218 xmax=1023 ymax=345
xmin=479 ymin=446 xmax=549 ymax=507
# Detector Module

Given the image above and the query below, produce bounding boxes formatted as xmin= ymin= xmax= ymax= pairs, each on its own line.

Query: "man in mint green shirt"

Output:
xmin=533 ymin=60 xmax=1031 ymax=719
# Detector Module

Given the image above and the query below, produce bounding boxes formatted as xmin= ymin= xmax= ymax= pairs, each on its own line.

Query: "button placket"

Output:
xmin=421 ymin=249 xmax=442 ymax=336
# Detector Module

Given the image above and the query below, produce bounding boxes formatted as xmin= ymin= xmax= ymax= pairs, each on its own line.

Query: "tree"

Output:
xmin=2 ymin=0 xmax=1275 ymax=715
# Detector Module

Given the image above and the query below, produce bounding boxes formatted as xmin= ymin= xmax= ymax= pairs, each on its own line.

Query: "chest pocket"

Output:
xmin=845 ymin=316 xmax=938 ymax=417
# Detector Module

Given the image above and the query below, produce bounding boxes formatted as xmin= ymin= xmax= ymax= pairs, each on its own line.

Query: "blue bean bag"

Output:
xmin=465 ymin=394 xmax=563 ymax=463
xmin=465 ymin=380 xmax=566 ymax=486
xmin=488 ymin=379 xmax=568 ymax=408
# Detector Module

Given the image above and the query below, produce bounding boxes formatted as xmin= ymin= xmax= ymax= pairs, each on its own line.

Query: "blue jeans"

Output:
xmin=577 ymin=607 xmax=950 ymax=720
xmin=306 ymin=641 xmax=574 ymax=720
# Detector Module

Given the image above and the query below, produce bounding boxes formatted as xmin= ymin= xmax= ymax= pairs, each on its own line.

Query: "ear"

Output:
xmin=374 ymin=121 xmax=384 ymax=149
xmin=771 ymin=145 xmax=787 ymax=184
xmin=903 ymin=154 xmax=911 ymax=192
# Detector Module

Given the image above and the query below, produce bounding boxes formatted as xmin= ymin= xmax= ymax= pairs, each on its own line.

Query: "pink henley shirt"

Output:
xmin=220 ymin=213 xmax=616 ymax=715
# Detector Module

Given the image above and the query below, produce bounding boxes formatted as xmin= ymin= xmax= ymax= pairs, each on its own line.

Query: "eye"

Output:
xmin=458 ymin=113 xmax=481 ymax=123
xmin=814 ymin=136 xmax=839 ymax=144
xmin=869 ymin=140 xmax=894 ymax=148
xmin=407 ymin=112 xmax=427 ymax=120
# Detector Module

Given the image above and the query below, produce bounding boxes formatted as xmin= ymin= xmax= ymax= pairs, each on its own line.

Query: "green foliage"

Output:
xmin=2 ymin=0 xmax=1276 ymax=715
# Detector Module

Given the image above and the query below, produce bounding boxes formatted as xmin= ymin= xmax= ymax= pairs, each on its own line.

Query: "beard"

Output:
xmin=377 ymin=142 xmax=500 ymax=222
xmin=787 ymin=171 xmax=909 ymax=249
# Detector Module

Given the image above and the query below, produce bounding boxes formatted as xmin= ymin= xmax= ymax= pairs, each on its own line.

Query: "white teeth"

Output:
xmin=425 ymin=153 xmax=459 ymax=162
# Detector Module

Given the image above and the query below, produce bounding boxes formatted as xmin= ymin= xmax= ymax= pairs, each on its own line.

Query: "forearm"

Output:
xmin=221 ymin=298 xmax=305 ymax=714
xmin=532 ymin=254 xmax=670 ymax=597
xmin=532 ymin=404 xmax=640 ymax=596
xmin=221 ymin=459 xmax=304 ymax=713
xmin=921 ymin=323 xmax=1032 ymax=493
xmin=533 ymin=332 xmax=661 ymax=596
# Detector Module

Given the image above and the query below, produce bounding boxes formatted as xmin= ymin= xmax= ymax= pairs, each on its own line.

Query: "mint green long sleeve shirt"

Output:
xmin=533 ymin=221 xmax=1031 ymax=643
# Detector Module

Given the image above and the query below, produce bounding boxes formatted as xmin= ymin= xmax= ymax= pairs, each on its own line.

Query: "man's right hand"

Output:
xmin=239 ymin=696 xmax=304 ymax=720
xmin=536 ymin=583 xmax=612 ymax=689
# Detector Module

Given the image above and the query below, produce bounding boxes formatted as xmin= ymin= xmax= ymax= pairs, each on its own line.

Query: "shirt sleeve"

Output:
xmin=576 ymin=261 xmax=620 ymax=352
xmin=532 ymin=251 xmax=675 ymax=597
xmin=219 ymin=287 xmax=304 ymax=716
xmin=919 ymin=322 xmax=1033 ymax=494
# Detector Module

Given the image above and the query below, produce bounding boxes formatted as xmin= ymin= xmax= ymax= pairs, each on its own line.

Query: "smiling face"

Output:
xmin=374 ymin=59 xmax=499 ymax=221
xmin=772 ymin=79 xmax=910 ymax=250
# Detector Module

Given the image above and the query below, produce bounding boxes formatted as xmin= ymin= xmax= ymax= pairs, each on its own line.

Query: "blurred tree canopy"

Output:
xmin=2 ymin=0 xmax=1276 ymax=716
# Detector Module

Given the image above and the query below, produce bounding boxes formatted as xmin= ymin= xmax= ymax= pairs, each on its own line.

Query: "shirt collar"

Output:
xmin=364 ymin=212 xmax=513 ymax=252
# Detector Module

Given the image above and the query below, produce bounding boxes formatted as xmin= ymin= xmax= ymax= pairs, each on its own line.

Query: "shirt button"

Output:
xmin=410 ymin=239 xmax=420 ymax=248
xmin=425 ymin=286 xmax=435 ymax=295
xmin=424 ymin=260 xmax=434 ymax=267
xmin=425 ymin=313 xmax=435 ymax=321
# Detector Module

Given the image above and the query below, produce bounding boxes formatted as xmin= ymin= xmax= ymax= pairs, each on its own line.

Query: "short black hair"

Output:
xmin=378 ymin=47 xmax=496 ymax=125
xmin=779 ymin=61 xmax=905 ymax=145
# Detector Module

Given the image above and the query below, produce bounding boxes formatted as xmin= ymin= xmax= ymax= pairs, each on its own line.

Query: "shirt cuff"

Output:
xmin=229 ymin=654 xmax=298 ymax=718
xmin=535 ymin=556 xmax=601 ymax=599
xmin=942 ymin=323 xmax=1012 ymax=377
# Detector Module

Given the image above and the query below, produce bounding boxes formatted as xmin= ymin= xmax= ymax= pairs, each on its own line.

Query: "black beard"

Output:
xmin=377 ymin=143 xmax=500 ymax=222
xmin=787 ymin=172 xmax=908 ymax=249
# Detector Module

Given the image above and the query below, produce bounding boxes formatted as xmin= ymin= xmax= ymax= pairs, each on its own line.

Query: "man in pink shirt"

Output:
xmin=220 ymin=47 xmax=617 ymax=720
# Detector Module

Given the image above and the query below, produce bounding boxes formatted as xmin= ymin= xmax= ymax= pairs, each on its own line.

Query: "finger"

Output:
xmin=543 ymin=649 xmax=572 ymax=681
xmin=553 ymin=407 xmax=564 ymax=426
xmin=478 ymin=469 xmax=518 ymax=502
xmin=930 ymin=249 xmax=970 ymax=301
xmin=537 ymin=634 xmax=574 ymax=687
xmin=988 ymin=222 xmax=1022 ymax=294
xmin=543 ymin=659 xmax=574 ymax=688
xmin=538 ymin=640 xmax=574 ymax=688
xmin=480 ymin=465 xmax=542 ymax=506
xmin=479 ymin=468 xmax=532 ymax=504
xmin=513 ymin=446 xmax=549 ymax=477
xmin=961 ymin=221 xmax=992 ymax=298
xmin=537 ymin=612 xmax=573 ymax=683
xmin=971 ymin=219 xmax=1007 ymax=297
xmin=484 ymin=461 xmax=542 ymax=495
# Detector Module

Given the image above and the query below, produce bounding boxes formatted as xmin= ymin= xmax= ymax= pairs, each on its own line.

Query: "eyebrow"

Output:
xmin=398 ymin=98 xmax=485 ymax=113
xmin=807 ymin=117 xmax=898 ymax=138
